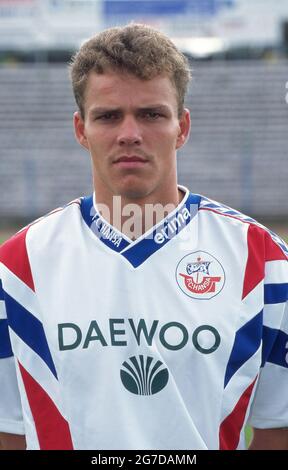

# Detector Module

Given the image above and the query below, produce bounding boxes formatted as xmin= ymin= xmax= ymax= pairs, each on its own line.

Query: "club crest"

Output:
xmin=176 ymin=251 xmax=225 ymax=299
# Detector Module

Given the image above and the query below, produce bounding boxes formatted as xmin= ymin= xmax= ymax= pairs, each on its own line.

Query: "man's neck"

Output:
xmin=94 ymin=187 xmax=185 ymax=240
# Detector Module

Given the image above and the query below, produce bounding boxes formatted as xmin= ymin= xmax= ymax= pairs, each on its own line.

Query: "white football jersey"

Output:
xmin=0 ymin=186 xmax=287 ymax=450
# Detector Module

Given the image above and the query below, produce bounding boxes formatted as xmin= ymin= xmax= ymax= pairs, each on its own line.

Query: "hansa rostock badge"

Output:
xmin=176 ymin=251 xmax=225 ymax=299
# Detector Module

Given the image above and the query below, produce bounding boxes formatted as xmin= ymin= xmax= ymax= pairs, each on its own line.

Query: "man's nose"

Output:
xmin=116 ymin=115 xmax=142 ymax=146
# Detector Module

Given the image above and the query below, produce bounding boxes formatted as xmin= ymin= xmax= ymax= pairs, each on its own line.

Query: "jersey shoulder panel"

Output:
xmin=199 ymin=194 xmax=288 ymax=259
xmin=25 ymin=197 xmax=82 ymax=238
xmin=0 ymin=198 xmax=82 ymax=289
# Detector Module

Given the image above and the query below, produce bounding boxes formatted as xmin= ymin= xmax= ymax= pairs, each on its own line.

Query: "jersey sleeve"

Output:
xmin=248 ymin=233 xmax=288 ymax=429
xmin=0 ymin=275 xmax=24 ymax=434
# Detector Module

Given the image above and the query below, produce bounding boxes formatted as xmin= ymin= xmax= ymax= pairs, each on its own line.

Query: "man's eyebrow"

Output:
xmin=89 ymin=107 xmax=122 ymax=115
xmin=89 ymin=104 xmax=171 ymax=115
xmin=138 ymin=105 xmax=171 ymax=112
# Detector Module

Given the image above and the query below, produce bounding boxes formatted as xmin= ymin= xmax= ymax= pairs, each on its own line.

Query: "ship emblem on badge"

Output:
xmin=176 ymin=251 xmax=225 ymax=299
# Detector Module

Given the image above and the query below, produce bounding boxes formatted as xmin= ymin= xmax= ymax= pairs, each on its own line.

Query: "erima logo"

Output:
xmin=120 ymin=355 xmax=169 ymax=395
xmin=154 ymin=206 xmax=191 ymax=244
xmin=58 ymin=318 xmax=221 ymax=354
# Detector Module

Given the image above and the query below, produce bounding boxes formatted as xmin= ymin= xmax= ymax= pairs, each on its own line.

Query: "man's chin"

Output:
xmin=117 ymin=187 xmax=151 ymax=200
xmin=112 ymin=179 xmax=153 ymax=200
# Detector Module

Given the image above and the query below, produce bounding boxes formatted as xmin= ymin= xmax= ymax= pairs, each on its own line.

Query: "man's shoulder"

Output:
xmin=198 ymin=194 xmax=288 ymax=259
xmin=199 ymin=194 xmax=259 ymax=226
xmin=0 ymin=198 xmax=83 ymax=256
xmin=0 ymin=198 xmax=83 ymax=288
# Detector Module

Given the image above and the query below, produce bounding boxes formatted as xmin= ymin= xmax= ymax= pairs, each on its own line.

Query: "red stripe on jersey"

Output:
xmin=19 ymin=362 xmax=73 ymax=450
xmin=242 ymin=225 xmax=265 ymax=300
xmin=242 ymin=225 xmax=287 ymax=300
xmin=0 ymin=226 xmax=35 ymax=291
xmin=219 ymin=376 xmax=257 ymax=450
xmin=264 ymin=231 xmax=287 ymax=262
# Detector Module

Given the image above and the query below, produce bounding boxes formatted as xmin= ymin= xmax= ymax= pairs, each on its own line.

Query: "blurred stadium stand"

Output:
xmin=180 ymin=60 xmax=288 ymax=217
xmin=0 ymin=0 xmax=287 ymax=226
xmin=0 ymin=60 xmax=287 ymax=223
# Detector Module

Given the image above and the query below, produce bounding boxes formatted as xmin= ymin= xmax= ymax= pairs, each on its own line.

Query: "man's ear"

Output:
xmin=176 ymin=108 xmax=191 ymax=150
xmin=73 ymin=111 xmax=89 ymax=150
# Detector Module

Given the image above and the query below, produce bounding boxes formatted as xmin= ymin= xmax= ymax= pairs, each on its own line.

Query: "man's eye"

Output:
xmin=143 ymin=112 xmax=162 ymax=120
xmin=96 ymin=113 xmax=118 ymax=121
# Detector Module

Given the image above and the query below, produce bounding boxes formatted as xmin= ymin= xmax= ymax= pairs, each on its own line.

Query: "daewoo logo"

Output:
xmin=120 ymin=355 xmax=169 ymax=395
xmin=58 ymin=318 xmax=221 ymax=354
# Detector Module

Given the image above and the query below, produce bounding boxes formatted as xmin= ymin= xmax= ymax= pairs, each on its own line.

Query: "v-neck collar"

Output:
xmin=80 ymin=186 xmax=201 ymax=268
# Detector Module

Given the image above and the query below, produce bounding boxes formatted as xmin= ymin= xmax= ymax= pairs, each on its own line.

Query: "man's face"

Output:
xmin=74 ymin=71 xmax=190 ymax=202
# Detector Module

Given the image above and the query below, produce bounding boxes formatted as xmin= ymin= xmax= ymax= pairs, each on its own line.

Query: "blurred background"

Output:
xmin=0 ymin=0 xmax=287 ymax=240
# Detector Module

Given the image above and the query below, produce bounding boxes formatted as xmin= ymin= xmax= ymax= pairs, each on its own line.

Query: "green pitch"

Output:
xmin=245 ymin=426 xmax=252 ymax=448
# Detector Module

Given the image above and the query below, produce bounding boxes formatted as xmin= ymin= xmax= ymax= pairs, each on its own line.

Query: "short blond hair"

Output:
xmin=69 ymin=23 xmax=191 ymax=118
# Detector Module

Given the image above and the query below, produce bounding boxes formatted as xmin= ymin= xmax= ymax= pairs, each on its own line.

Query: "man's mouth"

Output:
xmin=113 ymin=155 xmax=149 ymax=168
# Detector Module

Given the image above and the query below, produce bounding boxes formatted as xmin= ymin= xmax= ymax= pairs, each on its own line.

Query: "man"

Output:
xmin=0 ymin=24 xmax=287 ymax=450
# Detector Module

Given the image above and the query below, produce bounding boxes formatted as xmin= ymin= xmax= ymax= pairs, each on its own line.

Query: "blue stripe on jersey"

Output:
xmin=261 ymin=326 xmax=280 ymax=367
xmin=121 ymin=193 xmax=200 ymax=268
xmin=0 ymin=319 xmax=13 ymax=358
xmin=5 ymin=293 xmax=58 ymax=378
xmin=201 ymin=202 xmax=219 ymax=209
xmin=80 ymin=195 xmax=130 ymax=253
xmin=266 ymin=329 xmax=288 ymax=368
xmin=200 ymin=197 xmax=256 ymax=224
xmin=0 ymin=280 xmax=4 ymax=300
xmin=224 ymin=310 xmax=263 ymax=388
xmin=264 ymin=283 xmax=288 ymax=304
